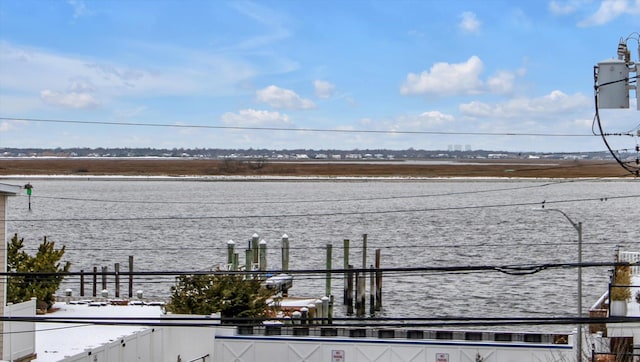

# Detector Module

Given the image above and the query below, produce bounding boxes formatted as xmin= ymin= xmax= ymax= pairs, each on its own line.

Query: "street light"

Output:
xmin=536 ymin=208 xmax=583 ymax=362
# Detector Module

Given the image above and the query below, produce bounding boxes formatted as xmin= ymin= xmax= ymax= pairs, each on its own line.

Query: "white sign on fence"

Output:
xmin=436 ymin=353 xmax=449 ymax=362
xmin=332 ymin=350 xmax=345 ymax=362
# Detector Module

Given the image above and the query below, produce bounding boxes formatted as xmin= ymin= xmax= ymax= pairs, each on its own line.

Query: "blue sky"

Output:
xmin=0 ymin=0 xmax=638 ymax=152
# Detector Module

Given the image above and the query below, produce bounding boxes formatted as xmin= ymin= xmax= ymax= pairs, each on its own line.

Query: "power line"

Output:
xmin=0 ymin=261 xmax=623 ymax=278
xmin=16 ymin=177 xmax=622 ymax=206
xmin=6 ymin=194 xmax=640 ymax=222
xmin=11 ymin=238 xmax=636 ymax=253
xmin=0 ymin=116 xmax=597 ymax=137
xmin=3 ymin=315 xmax=639 ymax=332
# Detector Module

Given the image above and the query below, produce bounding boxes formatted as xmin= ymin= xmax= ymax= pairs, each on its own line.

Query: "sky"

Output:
xmin=0 ymin=0 xmax=639 ymax=152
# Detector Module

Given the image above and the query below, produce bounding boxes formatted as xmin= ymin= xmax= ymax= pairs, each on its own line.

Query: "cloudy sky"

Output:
xmin=0 ymin=0 xmax=638 ymax=152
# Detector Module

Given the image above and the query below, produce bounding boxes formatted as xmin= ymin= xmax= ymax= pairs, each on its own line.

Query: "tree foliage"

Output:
xmin=7 ymin=234 xmax=71 ymax=311
xmin=166 ymin=273 xmax=271 ymax=322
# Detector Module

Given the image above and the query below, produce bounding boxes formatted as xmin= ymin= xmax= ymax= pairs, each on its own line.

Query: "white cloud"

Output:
xmin=314 ymin=80 xmax=335 ymax=99
xmin=487 ymin=71 xmax=517 ymax=94
xmin=221 ymin=109 xmax=292 ymax=127
xmin=412 ymin=111 xmax=455 ymax=128
xmin=40 ymin=89 xmax=99 ymax=109
xmin=256 ymin=85 xmax=316 ymax=110
xmin=400 ymin=56 xmax=522 ymax=96
xmin=459 ymin=90 xmax=591 ymax=119
xmin=363 ymin=111 xmax=456 ymax=134
xmin=548 ymin=0 xmax=578 ymax=15
xmin=67 ymin=0 xmax=93 ymax=18
xmin=0 ymin=120 xmax=18 ymax=132
xmin=578 ymin=0 xmax=640 ymax=26
xmin=459 ymin=12 xmax=481 ymax=33
xmin=401 ymin=56 xmax=484 ymax=96
xmin=0 ymin=41 xmax=257 ymax=113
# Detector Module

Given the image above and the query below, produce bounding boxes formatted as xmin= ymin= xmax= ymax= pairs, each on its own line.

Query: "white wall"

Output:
xmin=214 ymin=335 xmax=574 ymax=362
xmin=3 ymin=298 xmax=36 ymax=361
xmin=59 ymin=326 xmax=574 ymax=362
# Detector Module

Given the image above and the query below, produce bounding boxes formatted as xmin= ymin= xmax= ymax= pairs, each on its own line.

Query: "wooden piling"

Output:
xmin=361 ymin=234 xmax=367 ymax=315
xmin=282 ymin=234 xmax=289 ymax=271
xmin=232 ymin=253 xmax=239 ymax=271
xmin=346 ymin=265 xmax=354 ymax=315
xmin=245 ymin=249 xmax=253 ymax=278
xmin=259 ymin=239 xmax=267 ymax=271
xmin=227 ymin=240 xmax=235 ymax=266
xmin=343 ymin=239 xmax=349 ymax=305
xmin=362 ymin=234 xmax=367 ymax=270
xmin=101 ymin=266 xmax=107 ymax=292
xmin=375 ymin=249 xmax=382 ymax=311
xmin=329 ymin=295 xmax=334 ymax=324
xmin=369 ymin=264 xmax=375 ymax=316
xmin=325 ymin=244 xmax=332 ymax=297
xmin=92 ymin=266 xmax=97 ymax=297
xmin=251 ymin=233 xmax=259 ymax=265
xmin=80 ymin=269 xmax=85 ymax=297
xmin=355 ymin=271 xmax=366 ymax=317
xmin=114 ymin=263 xmax=120 ymax=298
xmin=128 ymin=256 xmax=134 ymax=298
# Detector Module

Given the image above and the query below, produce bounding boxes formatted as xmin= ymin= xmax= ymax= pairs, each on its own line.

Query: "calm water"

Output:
xmin=3 ymin=177 xmax=639 ymax=329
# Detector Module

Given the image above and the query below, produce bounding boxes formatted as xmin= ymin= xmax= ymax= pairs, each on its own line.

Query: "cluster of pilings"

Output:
xmin=226 ymin=233 xmax=383 ymax=318
xmin=75 ymin=256 xmax=138 ymax=299
xmin=343 ymin=234 xmax=382 ymax=317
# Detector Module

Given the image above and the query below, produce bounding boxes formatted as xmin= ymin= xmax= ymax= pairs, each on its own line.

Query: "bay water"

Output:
xmin=3 ymin=177 xmax=639 ymax=330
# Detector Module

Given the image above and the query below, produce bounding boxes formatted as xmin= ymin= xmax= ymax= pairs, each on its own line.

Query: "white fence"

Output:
xmin=62 ymin=316 xmax=217 ymax=362
xmin=3 ymin=298 xmax=36 ymax=361
xmin=60 ymin=324 xmax=575 ymax=362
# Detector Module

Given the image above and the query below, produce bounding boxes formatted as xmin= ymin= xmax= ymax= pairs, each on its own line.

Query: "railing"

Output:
xmin=235 ymin=325 xmax=570 ymax=345
xmin=618 ymin=251 xmax=640 ymax=275
xmin=187 ymin=354 xmax=210 ymax=362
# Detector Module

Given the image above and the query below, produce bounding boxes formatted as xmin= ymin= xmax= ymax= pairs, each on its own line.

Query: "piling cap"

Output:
xmin=259 ymin=239 xmax=267 ymax=245
xmin=227 ymin=240 xmax=235 ymax=245
xmin=321 ymin=296 xmax=330 ymax=302
xmin=282 ymin=233 xmax=288 ymax=239
xmin=252 ymin=233 xmax=259 ymax=238
xmin=300 ymin=307 xmax=308 ymax=312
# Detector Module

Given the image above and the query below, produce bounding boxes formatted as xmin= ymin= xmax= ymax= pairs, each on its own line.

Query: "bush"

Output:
xmin=166 ymin=273 xmax=271 ymax=323
xmin=7 ymin=234 xmax=71 ymax=311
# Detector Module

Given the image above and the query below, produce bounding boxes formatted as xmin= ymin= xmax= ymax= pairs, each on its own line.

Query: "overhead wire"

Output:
xmin=0 ymin=116 xmax=597 ymax=137
xmin=5 ymin=193 xmax=640 ymax=223
xmin=11 ymin=175 xmax=631 ymax=207
xmin=2 ymin=315 xmax=639 ymax=333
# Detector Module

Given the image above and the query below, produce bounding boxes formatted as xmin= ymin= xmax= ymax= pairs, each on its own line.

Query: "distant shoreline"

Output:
xmin=0 ymin=157 xmax=634 ymax=179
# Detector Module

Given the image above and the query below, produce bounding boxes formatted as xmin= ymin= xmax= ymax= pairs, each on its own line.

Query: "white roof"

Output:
xmin=0 ymin=183 xmax=21 ymax=195
xmin=35 ymin=302 xmax=163 ymax=362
